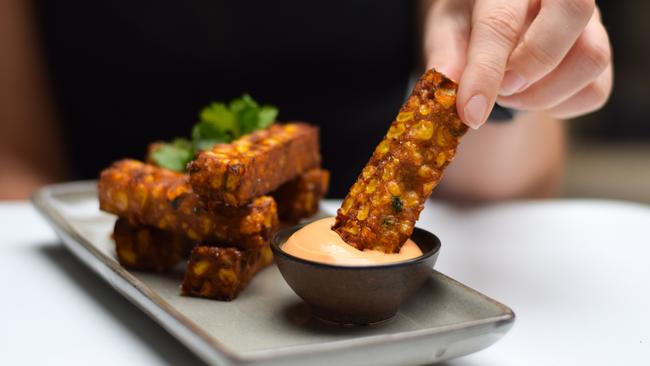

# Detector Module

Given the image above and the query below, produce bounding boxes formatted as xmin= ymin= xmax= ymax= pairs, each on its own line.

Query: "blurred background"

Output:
xmin=0 ymin=0 xmax=648 ymax=202
xmin=563 ymin=0 xmax=650 ymax=203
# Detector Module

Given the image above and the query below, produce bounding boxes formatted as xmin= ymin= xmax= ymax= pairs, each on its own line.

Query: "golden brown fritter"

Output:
xmin=333 ymin=70 xmax=467 ymax=253
xmin=98 ymin=159 xmax=278 ymax=249
xmin=188 ymin=123 xmax=321 ymax=206
xmin=113 ymin=218 xmax=194 ymax=273
xmin=272 ymin=168 xmax=330 ymax=223
xmin=181 ymin=244 xmax=273 ymax=301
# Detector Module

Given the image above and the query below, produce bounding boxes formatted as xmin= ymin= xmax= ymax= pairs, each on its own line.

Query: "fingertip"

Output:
xmin=499 ymin=71 xmax=527 ymax=96
xmin=461 ymin=94 xmax=489 ymax=129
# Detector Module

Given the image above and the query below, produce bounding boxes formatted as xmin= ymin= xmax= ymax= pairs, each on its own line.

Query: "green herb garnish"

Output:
xmin=382 ymin=215 xmax=396 ymax=227
xmin=150 ymin=138 xmax=194 ymax=172
xmin=152 ymin=94 xmax=278 ymax=171
xmin=391 ymin=196 xmax=404 ymax=213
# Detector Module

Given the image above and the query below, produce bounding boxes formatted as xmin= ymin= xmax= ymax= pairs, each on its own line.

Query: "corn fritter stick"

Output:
xmin=146 ymin=143 xmax=328 ymax=223
xmin=98 ymin=159 xmax=278 ymax=249
xmin=333 ymin=69 xmax=468 ymax=253
xmin=113 ymin=218 xmax=195 ymax=273
xmin=181 ymin=244 xmax=273 ymax=301
xmin=188 ymin=123 xmax=321 ymax=206
xmin=272 ymin=168 xmax=330 ymax=223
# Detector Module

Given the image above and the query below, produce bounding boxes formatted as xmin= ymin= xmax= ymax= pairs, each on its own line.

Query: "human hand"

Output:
xmin=424 ymin=0 xmax=612 ymax=129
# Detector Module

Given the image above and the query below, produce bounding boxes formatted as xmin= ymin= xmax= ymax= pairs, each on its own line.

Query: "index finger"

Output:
xmin=457 ymin=0 xmax=528 ymax=129
xmin=500 ymin=0 xmax=595 ymax=96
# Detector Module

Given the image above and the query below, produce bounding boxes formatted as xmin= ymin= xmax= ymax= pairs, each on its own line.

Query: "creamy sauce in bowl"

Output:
xmin=282 ymin=217 xmax=422 ymax=266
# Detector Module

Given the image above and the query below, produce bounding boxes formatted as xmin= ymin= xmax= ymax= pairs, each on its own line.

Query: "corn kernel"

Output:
xmin=210 ymin=173 xmax=224 ymax=189
xmin=350 ymin=182 xmax=363 ymax=196
xmin=235 ymin=144 xmax=249 ymax=154
xmin=187 ymin=228 xmax=200 ymax=241
xmin=365 ymin=179 xmax=378 ymax=194
xmin=356 ymin=206 xmax=369 ymax=221
xmin=437 ymin=129 xmax=450 ymax=146
xmin=418 ymin=165 xmax=434 ymax=178
xmin=344 ymin=225 xmax=359 ymax=235
xmin=133 ymin=184 xmax=148 ymax=208
xmin=226 ymin=174 xmax=239 ymax=191
xmin=419 ymin=104 xmax=432 ymax=116
xmin=304 ymin=195 xmax=314 ymax=211
xmin=193 ymin=260 xmax=211 ymax=276
xmin=387 ymin=123 xmax=406 ymax=139
xmin=362 ymin=165 xmax=376 ymax=179
xmin=341 ymin=198 xmax=354 ymax=215
xmin=422 ymin=182 xmax=435 ymax=195
xmin=119 ymin=249 xmax=137 ymax=265
xmin=436 ymin=152 xmax=447 ymax=167
xmin=264 ymin=210 xmax=274 ymax=228
xmin=371 ymin=193 xmax=383 ymax=206
xmin=220 ymin=193 xmax=234 ymax=205
xmin=398 ymin=222 xmax=411 ymax=234
xmin=218 ymin=269 xmax=238 ymax=285
xmin=375 ymin=140 xmax=391 ymax=156
xmin=381 ymin=192 xmax=392 ymax=205
xmin=411 ymin=121 xmax=434 ymax=140
xmin=387 ymin=181 xmax=401 ymax=196
xmin=397 ymin=111 xmax=414 ymax=122
xmin=382 ymin=164 xmax=395 ymax=180
xmin=404 ymin=191 xmax=420 ymax=207
xmin=201 ymin=217 xmax=212 ymax=234
xmin=435 ymin=88 xmax=456 ymax=109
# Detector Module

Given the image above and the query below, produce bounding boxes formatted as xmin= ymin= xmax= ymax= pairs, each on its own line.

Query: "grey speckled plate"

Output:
xmin=32 ymin=181 xmax=514 ymax=366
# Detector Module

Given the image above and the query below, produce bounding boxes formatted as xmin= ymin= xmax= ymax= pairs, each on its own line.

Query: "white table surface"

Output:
xmin=1 ymin=199 xmax=649 ymax=365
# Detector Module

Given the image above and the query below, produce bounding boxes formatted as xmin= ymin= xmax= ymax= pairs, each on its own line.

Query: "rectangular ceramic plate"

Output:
xmin=32 ymin=182 xmax=514 ymax=366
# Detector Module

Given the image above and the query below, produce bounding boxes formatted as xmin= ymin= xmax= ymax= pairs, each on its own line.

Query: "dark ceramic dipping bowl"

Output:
xmin=271 ymin=224 xmax=441 ymax=325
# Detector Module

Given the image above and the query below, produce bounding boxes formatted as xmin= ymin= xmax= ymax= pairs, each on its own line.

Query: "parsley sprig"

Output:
xmin=151 ymin=94 xmax=278 ymax=171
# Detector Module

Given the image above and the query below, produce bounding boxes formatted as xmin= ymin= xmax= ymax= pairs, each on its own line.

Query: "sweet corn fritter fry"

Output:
xmin=113 ymin=217 xmax=194 ymax=273
xmin=188 ymin=123 xmax=321 ymax=206
xmin=98 ymin=159 xmax=278 ymax=249
xmin=272 ymin=168 xmax=330 ymax=223
xmin=333 ymin=69 xmax=468 ymax=253
xmin=181 ymin=244 xmax=273 ymax=301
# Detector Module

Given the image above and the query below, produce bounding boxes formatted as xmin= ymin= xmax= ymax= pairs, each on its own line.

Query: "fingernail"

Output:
xmin=496 ymin=96 xmax=521 ymax=109
xmin=463 ymin=94 xmax=488 ymax=129
xmin=499 ymin=71 xmax=526 ymax=96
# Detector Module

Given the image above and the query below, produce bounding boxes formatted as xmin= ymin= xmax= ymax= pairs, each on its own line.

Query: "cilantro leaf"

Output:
xmin=238 ymin=106 xmax=263 ymax=134
xmin=258 ymin=105 xmax=278 ymax=129
xmin=151 ymin=138 xmax=194 ymax=172
xmin=191 ymin=120 xmax=230 ymax=145
xmin=198 ymin=102 xmax=238 ymax=140
xmin=391 ymin=196 xmax=404 ymax=213
xmin=153 ymin=94 xmax=278 ymax=172
xmin=230 ymin=93 xmax=259 ymax=112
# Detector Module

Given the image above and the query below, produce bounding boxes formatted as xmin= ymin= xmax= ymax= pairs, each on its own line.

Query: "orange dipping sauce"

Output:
xmin=282 ymin=217 xmax=423 ymax=266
